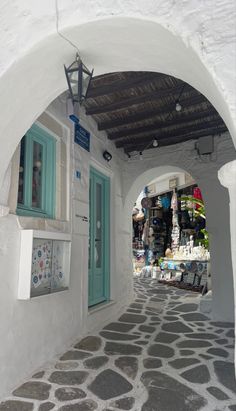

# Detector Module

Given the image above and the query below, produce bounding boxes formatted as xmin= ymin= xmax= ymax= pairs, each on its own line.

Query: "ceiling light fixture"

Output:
xmin=126 ymin=84 xmax=186 ymax=158
xmin=174 ymin=84 xmax=185 ymax=113
xmin=175 ymin=101 xmax=182 ymax=112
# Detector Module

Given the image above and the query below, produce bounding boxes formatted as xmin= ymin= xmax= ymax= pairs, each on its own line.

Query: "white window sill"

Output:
xmin=10 ymin=213 xmax=71 ymax=233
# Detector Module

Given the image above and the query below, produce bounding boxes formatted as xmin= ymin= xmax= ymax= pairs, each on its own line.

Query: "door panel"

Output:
xmin=95 ymin=180 xmax=102 ymax=269
xmin=88 ymin=168 xmax=110 ymax=307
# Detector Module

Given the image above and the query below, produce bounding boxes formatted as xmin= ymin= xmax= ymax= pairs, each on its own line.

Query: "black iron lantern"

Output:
xmin=64 ymin=53 xmax=93 ymax=106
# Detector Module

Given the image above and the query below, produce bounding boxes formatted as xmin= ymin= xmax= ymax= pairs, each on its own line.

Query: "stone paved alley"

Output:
xmin=0 ymin=279 xmax=235 ymax=411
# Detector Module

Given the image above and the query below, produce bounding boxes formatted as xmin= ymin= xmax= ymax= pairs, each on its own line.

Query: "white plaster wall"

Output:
xmin=0 ymin=0 xmax=235 ymax=397
xmin=219 ymin=159 xmax=236 ymax=371
xmin=0 ymin=99 xmax=132 ymax=398
xmin=147 ymin=172 xmax=190 ymax=196
xmin=0 ymin=1 xmax=235 ymax=196
xmin=122 ymin=134 xmax=236 ymax=322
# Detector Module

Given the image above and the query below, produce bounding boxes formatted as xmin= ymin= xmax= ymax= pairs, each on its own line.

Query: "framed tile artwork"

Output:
xmin=18 ymin=230 xmax=71 ymax=299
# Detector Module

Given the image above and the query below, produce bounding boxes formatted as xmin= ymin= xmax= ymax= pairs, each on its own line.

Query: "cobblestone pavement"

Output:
xmin=0 ymin=278 xmax=235 ymax=411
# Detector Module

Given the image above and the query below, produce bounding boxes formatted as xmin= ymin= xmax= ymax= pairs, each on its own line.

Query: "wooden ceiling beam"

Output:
xmin=87 ymin=72 xmax=164 ymax=99
xmin=122 ymin=126 xmax=227 ymax=153
xmin=85 ymin=84 xmax=193 ymax=115
xmin=108 ymin=109 xmax=219 ymax=140
xmin=115 ymin=120 xmax=227 ymax=148
xmin=123 ymin=135 xmax=196 ymax=152
xmin=113 ymin=118 xmax=224 ymax=147
xmin=97 ymin=94 xmax=211 ymax=130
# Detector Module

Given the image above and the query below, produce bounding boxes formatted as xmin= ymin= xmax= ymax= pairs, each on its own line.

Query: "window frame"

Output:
xmin=17 ymin=124 xmax=56 ymax=219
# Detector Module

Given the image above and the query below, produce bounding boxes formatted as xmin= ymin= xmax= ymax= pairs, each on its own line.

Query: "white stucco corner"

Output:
xmin=218 ymin=159 xmax=236 ymax=372
xmin=218 ymin=159 xmax=236 ymax=189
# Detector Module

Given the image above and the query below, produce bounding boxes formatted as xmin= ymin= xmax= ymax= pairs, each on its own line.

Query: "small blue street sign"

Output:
xmin=74 ymin=123 xmax=90 ymax=152
xmin=69 ymin=114 xmax=80 ymax=124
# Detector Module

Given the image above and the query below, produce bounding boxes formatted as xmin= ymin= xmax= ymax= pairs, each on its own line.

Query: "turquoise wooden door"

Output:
xmin=88 ymin=168 xmax=110 ymax=307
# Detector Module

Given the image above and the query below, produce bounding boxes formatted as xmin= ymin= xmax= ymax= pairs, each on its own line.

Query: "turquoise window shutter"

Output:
xmin=17 ymin=124 xmax=56 ymax=219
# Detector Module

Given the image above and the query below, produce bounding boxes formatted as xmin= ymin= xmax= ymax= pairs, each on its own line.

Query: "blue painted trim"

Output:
xmin=89 ymin=167 xmax=110 ymax=307
xmin=17 ymin=124 xmax=56 ymax=219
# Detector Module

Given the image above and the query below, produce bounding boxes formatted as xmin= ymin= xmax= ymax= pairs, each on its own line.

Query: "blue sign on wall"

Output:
xmin=74 ymin=123 xmax=90 ymax=152
xmin=69 ymin=114 xmax=80 ymax=124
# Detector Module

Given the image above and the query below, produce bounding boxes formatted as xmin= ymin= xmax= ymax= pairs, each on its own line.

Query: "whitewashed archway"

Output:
xmin=0 ymin=15 xmax=235 ymax=197
xmin=121 ymin=149 xmax=234 ymax=323
xmin=124 ymin=165 xmax=191 ymax=217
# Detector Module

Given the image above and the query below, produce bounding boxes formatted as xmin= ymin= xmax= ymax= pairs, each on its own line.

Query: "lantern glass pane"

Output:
xmin=82 ymin=71 xmax=91 ymax=98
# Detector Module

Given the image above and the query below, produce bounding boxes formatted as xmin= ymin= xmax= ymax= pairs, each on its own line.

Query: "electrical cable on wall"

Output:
xmin=55 ymin=0 xmax=80 ymax=54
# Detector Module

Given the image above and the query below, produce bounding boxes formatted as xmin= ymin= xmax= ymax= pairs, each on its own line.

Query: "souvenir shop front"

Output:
xmin=132 ymin=178 xmax=210 ymax=293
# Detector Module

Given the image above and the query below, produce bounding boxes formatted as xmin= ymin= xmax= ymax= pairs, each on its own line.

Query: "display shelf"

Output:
xmin=18 ymin=230 xmax=71 ymax=299
xmin=160 ymin=258 xmax=210 ymax=288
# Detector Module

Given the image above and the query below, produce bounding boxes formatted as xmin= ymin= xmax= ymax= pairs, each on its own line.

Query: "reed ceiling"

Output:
xmin=85 ymin=72 xmax=227 ymax=154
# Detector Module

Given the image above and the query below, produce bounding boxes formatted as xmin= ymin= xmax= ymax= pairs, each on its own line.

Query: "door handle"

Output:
xmin=75 ymin=214 xmax=88 ymax=222
xmin=95 ymin=239 xmax=101 ymax=242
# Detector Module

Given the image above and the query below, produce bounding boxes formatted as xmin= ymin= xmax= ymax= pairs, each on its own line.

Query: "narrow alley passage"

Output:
xmin=0 ymin=279 xmax=235 ymax=411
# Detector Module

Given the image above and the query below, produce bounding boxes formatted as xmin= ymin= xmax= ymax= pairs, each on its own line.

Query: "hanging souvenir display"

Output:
xmin=133 ymin=210 xmax=145 ymax=222
xmin=141 ymin=196 xmax=152 ymax=209
xmin=171 ymin=190 xmax=178 ymax=211
xmin=161 ymin=195 xmax=170 ymax=210
xmin=155 ymin=196 xmax=162 ymax=208
xmin=132 ymin=206 xmax=139 ymax=216
xmin=193 ymin=187 xmax=203 ymax=209
xmin=171 ymin=190 xmax=180 ymax=252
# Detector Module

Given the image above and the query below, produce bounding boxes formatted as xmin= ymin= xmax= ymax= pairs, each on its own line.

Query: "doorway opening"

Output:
xmin=132 ymin=170 xmax=211 ymax=298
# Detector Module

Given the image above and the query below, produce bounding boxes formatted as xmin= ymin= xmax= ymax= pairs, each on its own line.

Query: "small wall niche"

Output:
xmin=18 ymin=230 xmax=71 ymax=299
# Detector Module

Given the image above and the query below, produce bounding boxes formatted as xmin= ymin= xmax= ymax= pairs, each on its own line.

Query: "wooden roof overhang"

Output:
xmin=84 ymin=72 xmax=227 ymax=155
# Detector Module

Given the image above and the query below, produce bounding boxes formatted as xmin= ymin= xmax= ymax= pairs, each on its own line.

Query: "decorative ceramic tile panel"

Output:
xmin=18 ymin=230 xmax=71 ymax=299
xmin=31 ymin=238 xmax=70 ymax=296
xmin=31 ymin=239 xmax=53 ymax=292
